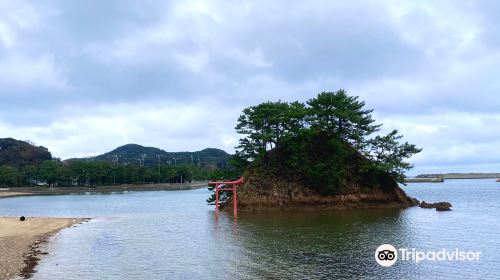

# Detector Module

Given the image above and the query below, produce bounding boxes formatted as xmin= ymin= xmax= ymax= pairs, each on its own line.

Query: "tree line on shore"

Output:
xmin=0 ymin=159 xmax=210 ymax=187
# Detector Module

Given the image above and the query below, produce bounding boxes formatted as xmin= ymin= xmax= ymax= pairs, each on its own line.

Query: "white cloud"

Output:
xmin=379 ymin=112 xmax=500 ymax=170
xmin=0 ymin=0 xmax=44 ymax=48
xmin=0 ymin=0 xmax=499 ymax=175
xmin=0 ymin=53 xmax=68 ymax=89
xmin=173 ymin=50 xmax=210 ymax=73
xmin=386 ymin=1 xmax=483 ymax=57
xmin=82 ymin=0 xmax=272 ymax=72
xmin=0 ymin=22 xmax=14 ymax=48
xmin=0 ymin=99 xmax=241 ymax=159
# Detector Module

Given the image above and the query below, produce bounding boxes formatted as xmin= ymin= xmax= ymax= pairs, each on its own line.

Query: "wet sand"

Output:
xmin=0 ymin=192 xmax=33 ymax=199
xmin=0 ymin=217 xmax=87 ymax=279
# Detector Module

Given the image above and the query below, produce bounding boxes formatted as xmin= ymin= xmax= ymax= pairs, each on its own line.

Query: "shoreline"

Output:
xmin=416 ymin=173 xmax=500 ymax=180
xmin=0 ymin=217 xmax=89 ymax=279
xmin=404 ymin=177 xmax=444 ymax=183
xmin=0 ymin=182 xmax=208 ymax=199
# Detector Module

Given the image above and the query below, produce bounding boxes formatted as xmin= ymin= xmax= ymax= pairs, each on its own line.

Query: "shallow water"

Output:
xmin=0 ymin=179 xmax=498 ymax=279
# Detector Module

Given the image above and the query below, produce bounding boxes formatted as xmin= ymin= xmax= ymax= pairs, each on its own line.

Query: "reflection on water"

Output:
xmin=214 ymin=208 xmax=418 ymax=279
xmin=0 ymin=179 xmax=498 ymax=279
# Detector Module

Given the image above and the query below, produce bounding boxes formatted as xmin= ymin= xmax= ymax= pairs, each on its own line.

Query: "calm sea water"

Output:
xmin=0 ymin=179 xmax=499 ymax=279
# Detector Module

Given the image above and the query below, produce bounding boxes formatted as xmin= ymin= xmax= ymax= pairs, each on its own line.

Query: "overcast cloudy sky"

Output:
xmin=1 ymin=0 xmax=500 ymax=174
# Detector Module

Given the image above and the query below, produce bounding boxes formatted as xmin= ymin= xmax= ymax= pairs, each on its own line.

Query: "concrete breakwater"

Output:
xmin=416 ymin=173 xmax=500 ymax=180
xmin=405 ymin=177 xmax=444 ymax=183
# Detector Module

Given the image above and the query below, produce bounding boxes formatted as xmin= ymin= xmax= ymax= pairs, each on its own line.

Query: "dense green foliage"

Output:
xmin=306 ymin=92 xmax=380 ymax=148
xmin=234 ymin=90 xmax=421 ymax=193
xmin=0 ymin=159 xmax=208 ymax=187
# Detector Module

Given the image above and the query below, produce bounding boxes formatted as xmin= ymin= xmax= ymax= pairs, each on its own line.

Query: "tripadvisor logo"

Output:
xmin=375 ymin=244 xmax=481 ymax=267
xmin=375 ymin=244 xmax=398 ymax=267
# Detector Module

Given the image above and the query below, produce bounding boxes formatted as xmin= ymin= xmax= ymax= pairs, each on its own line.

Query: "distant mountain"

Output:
xmin=0 ymin=138 xmax=52 ymax=167
xmin=69 ymin=144 xmax=232 ymax=168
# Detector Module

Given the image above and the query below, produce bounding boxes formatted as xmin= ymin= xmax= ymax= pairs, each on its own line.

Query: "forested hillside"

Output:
xmin=0 ymin=138 xmax=52 ymax=167
xmin=0 ymin=140 xmax=231 ymax=187
xmin=70 ymin=144 xmax=230 ymax=168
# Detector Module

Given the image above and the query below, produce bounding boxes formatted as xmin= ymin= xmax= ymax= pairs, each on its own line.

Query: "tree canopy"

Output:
xmin=234 ymin=90 xmax=421 ymax=189
xmin=235 ymin=101 xmax=306 ymax=161
xmin=0 ymin=159 xmax=209 ymax=187
xmin=306 ymin=90 xmax=380 ymax=147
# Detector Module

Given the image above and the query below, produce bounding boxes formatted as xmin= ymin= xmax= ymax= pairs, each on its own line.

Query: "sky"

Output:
xmin=1 ymin=0 xmax=500 ymax=175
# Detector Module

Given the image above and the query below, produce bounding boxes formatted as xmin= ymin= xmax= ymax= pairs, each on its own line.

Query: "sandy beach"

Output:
xmin=0 ymin=192 xmax=33 ymax=199
xmin=0 ymin=217 xmax=87 ymax=279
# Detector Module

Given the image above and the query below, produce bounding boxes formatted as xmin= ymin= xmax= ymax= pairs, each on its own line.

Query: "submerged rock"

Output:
xmin=435 ymin=206 xmax=452 ymax=211
xmin=419 ymin=201 xmax=452 ymax=211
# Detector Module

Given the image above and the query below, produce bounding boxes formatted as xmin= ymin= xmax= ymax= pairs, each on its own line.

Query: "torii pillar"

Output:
xmin=209 ymin=177 xmax=244 ymax=217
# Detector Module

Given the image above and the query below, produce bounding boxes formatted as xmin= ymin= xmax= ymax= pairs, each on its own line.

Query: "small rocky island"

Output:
xmin=211 ymin=91 xmax=423 ymax=210
xmin=236 ymin=164 xmax=419 ymax=210
xmin=419 ymin=201 xmax=452 ymax=211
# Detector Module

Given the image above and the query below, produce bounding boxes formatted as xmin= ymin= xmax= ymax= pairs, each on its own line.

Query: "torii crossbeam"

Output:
xmin=208 ymin=177 xmax=244 ymax=217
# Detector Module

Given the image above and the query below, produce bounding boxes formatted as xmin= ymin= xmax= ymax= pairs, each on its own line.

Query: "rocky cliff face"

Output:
xmin=0 ymin=138 xmax=52 ymax=167
xmin=222 ymin=166 xmax=418 ymax=211
xmin=217 ymin=130 xmax=419 ymax=211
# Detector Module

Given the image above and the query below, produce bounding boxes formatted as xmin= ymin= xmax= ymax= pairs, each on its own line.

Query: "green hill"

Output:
xmin=0 ymin=138 xmax=52 ymax=167
xmin=70 ymin=144 xmax=231 ymax=168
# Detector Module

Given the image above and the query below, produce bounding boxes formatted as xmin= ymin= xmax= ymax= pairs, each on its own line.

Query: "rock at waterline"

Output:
xmin=419 ymin=201 xmax=452 ymax=211
xmin=19 ymin=216 xmax=26 ymax=221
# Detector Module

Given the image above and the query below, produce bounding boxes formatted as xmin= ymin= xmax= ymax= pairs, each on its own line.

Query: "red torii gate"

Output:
xmin=208 ymin=177 xmax=244 ymax=216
